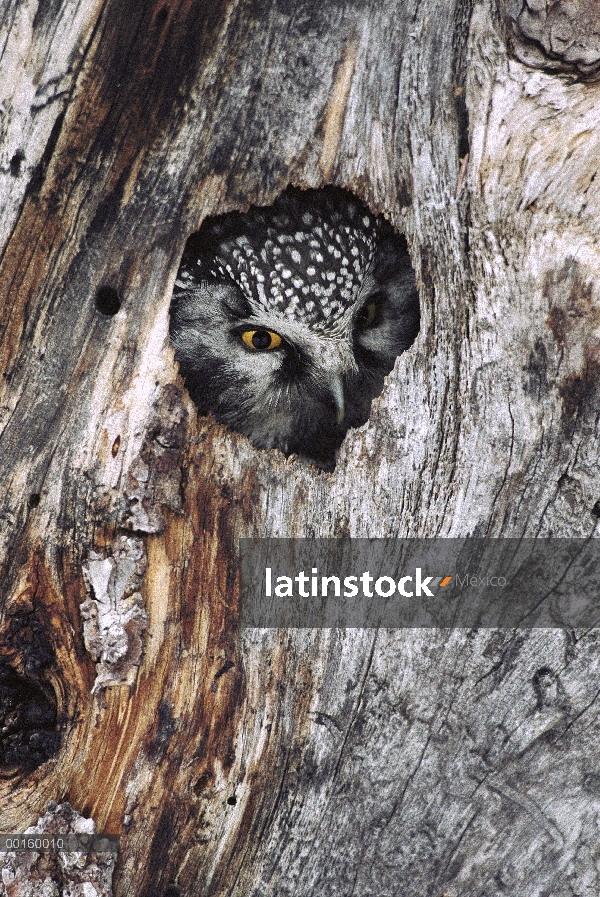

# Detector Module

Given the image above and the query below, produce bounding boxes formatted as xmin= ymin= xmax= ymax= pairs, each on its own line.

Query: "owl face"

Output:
xmin=170 ymin=188 xmax=419 ymax=467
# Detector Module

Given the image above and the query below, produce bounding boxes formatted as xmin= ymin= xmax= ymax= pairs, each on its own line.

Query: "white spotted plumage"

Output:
xmin=170 ymin=187 xmax=419 ymax=467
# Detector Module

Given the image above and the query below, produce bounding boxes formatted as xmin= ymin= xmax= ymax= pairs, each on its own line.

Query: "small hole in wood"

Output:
xmin=10 ymin=150 xmax=25 ymax=177
xmin=226 ymin=794 xmax=237 ymax=806
xmin=28 ymin=493 xmax=41 ymax=508
xmin=169 ymin=186 xmax=419 ymax=470
xmin=95 ymin=286 xmax=122 ymax=316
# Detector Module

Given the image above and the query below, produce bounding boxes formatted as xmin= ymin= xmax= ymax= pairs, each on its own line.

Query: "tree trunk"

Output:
xmin=1 ymin=0 xmax=600 ymax=895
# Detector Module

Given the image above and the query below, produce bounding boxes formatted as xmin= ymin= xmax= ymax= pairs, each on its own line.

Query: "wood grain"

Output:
xmin=1 ymin=0 xmax=599 ymax=894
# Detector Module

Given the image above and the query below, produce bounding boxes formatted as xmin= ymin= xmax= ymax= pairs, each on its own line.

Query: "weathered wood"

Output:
xmin=1 ymin=0 xmax=599 ymax=895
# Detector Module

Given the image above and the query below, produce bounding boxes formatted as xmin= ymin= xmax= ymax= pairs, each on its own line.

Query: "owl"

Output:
xmin=170 ymin=187 xmax=419 ymax=467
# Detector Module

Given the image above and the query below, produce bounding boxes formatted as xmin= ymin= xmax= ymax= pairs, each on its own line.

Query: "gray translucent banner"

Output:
xmin=0 ymin=834 xmax=119 ymax=854
xmin=239 ymin=539 xmax=600 ymax=628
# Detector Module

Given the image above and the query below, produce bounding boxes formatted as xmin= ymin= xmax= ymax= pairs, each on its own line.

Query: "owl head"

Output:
xmin=170 ymin=187 xmax=419 ymax=467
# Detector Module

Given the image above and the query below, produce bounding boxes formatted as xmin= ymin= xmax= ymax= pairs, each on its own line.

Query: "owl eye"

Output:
xmin=241 ymin=328 xmax=282 ymax=350
xmin=356 ymin=300 xmax=378 ymax=329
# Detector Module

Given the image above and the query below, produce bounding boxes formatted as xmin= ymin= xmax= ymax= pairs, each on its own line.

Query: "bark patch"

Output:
xmin=81 ymin=535 xmax=149 ymax=692
xmin=0 ymin=802 xmax=116 ymax=896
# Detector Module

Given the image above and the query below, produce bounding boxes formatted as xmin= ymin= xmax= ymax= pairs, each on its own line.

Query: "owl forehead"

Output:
xmin=186 ymin=191 xmax=381 ymax=331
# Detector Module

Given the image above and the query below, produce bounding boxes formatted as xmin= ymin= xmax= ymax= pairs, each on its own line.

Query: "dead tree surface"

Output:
xmin=1 ymin=1 xmax=600 ymax=895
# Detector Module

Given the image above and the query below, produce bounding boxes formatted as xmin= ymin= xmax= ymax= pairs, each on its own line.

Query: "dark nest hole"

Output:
xmin=169 ymin=186 xmax=420 ymax=469
xmin=0 ymin=663 xmax=60 ymax=773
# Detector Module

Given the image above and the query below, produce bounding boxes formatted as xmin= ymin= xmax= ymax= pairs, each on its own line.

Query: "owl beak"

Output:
xmin=328 ymin=373 xmax=345 ymax=424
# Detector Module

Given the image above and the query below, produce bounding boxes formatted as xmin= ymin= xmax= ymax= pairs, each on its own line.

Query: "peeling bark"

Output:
xmin=0 ymin=802 xmax=116 ymax=897
xmin=81 ymin=535 xmax=148 ymax=692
